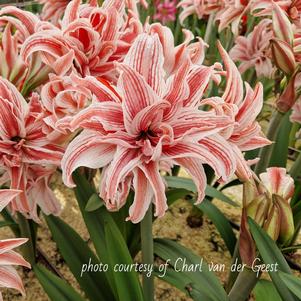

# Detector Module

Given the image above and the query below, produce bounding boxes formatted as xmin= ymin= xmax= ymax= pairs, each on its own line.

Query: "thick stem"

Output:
xmin=140 ymin=206 xmax=154 ymax=301
xmin=254 ymin=110 xmax=284 ymax=175
xmin=17 ymin=212 xmax=36 ymax=265
xmin=228 ymin=268 xmax=259 ymax=301
xmin=290 ymin=151 xmax=301 ymax=179
xmin=225 ymin=243 xmax=241 ymax=293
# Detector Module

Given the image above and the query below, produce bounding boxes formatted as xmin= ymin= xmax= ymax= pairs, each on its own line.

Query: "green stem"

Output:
xmin=290 ymin=151 xmax=301 ymax=179
xmin=140 ymin=206 xmax=154 ymax=301
xmin=17 ymin=212 xmax=36 ymax=265
xmin=254 ymin=110 xmax=284 ymax=175
xmin=225 ymin=242 xmax=241 ymax=293
xmin=204 ymin=14 xmax=215 ymax=45
xmin=1 ymin=208 xmax=20 ymax=237
xmin=228 ymin=268 xmax=259 ymax=301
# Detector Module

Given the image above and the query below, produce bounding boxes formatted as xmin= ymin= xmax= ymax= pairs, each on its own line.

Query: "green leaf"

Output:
xmin=72 ymin=171 xmax=142 ymax=299
xmin=166 ymin=188 xmax=191 ymax=206
xmin=165 ymin=176 xmax=238 ymax=207
xmin=44 ymin=214 xmax=114 ymax=301
xmin=33 ymin=264 xmax=85 ymax=301
xmin=269 ymin=112 xmax=292 ymax=168
xmin=248 ymin=218 xmax=297 ymax=301
xmin=85 ymin=193 xmax=103 ymax=212
xmin=253 ymin=280 xmax=281 ymax=301
xmin=154 ymin=238 xmax=229 ymax=301
xmin=103 ymin=213 xmax=144 ymax=301
xmin=279 ymin=271 xmax=301 ymax=298
xmin=282 ymin=244 xmax=301 ymax=253
xmin=0 ymin=220 xmax=18 ymax=228
xmin=196 ymin=200 xmax=237 ymax=255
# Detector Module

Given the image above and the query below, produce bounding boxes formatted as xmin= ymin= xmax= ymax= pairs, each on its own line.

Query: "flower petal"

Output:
xmin=62 ymin=130 xmax=116 ymax=187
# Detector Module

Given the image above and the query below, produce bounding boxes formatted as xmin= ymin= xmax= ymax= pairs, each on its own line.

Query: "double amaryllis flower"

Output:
xmin=230 ymin=19 xmax=275 ymax=78
xmin=0 ymin=238 xmax=30 ymax=300
xmin=0 ymin=77 xmax=63 ymax=220
xmin=21 ymin=0 xmax=143 ymax=80
xmin=61 ymin=32 xmax=238 ymax=223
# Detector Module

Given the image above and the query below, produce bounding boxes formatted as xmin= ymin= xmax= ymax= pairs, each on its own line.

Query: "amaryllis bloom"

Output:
xmin=0 ymin=77 xmax=63 ymax=220
xmin=21 ymin=0 xmax=143 ymax=81
xmin=0 ymin=238 xmax=30 ymax=300
xmin=178 ymin=0 xmax=223 ymax=24
xmin=154 ymin=0 xmax=177 ymax=24
xmin=209 ymin=42 xmax=271 ymax=180
xmin=230 ymin=19 xmax=275 ymax=78
xmin=0 ymin=6 xmax=50 ymax=93
xmin=260 ymin=167 xmax=295 ymax=201
xmin=62 ymin=32 xmax=237 ymax=223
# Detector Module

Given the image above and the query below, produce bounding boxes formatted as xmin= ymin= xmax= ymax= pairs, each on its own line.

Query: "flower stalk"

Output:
xmin=141 ymin=205 xmax=154 ymax=301
xmin=17 ymin=212 xmax=36 ymax=265
xmin=290 ymin=151 xmax=301 ymax=179
xmin=254 ymin=110 xmax=284 ymax=174
xmin=228 ymin=267 xmax=259 ymax=301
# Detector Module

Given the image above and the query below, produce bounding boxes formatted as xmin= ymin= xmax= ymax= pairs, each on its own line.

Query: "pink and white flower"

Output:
xmin=61 ymin=32 xmax=237 ymax=223
xmin=0 ymin=77 xmax=63 ymax=220
xmin=21 ymin=0 xmax=143 ymax=80
xmin=0 ymin=238 xmax=30 ymax=300
xmin=230 ymin=19 xmax=275 ymax=78
xmin=154 ymin=0 xmax=177 ymax=24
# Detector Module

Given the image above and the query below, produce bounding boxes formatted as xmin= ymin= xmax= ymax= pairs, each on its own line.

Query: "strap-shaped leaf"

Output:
xmin=154 ymin=238 xmax=229 ymax=301
xmin=196 ymin=200 xmax=237 ymax=255
xmin=104 ymin=213 xmax=144 ymax=301
xmin=279 ymin=271 xmax=301 ymax=298
xmin=72 ymin=171 xmax=143 ymax=301
xmin=165 ymin=176 xmax=238 ymax=207
xmin=253 ymin=280 xmax=281 ymax=301
xmin=33 ymin=264 xmax=85 ymax=301
xmin=248 ymin=218 xmax=297 ymax=301
xmin=44 ymin=214 xmax=114 ymax=301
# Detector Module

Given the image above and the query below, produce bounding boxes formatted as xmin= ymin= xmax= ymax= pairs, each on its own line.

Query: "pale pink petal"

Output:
xmin=0 ymin=189 xmax=21 ymax=211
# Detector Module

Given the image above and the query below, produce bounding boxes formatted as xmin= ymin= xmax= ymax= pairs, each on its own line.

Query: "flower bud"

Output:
xmin=263 ymin=204 xmax=281 ymax=241
xmin=276 ymin=73 xmax=297 ymax=112
xmin=242 ymin=180 xmax=258 ymax=208
xmin=273 ymin=194 xmax=295 ymax=245
xmin=246 ymin=195 xmax=269 ymax=227
xmin=271 ymin=38 xmax=296 ymax=75
xmin=272 ymin=3 xmax=294 ymax=45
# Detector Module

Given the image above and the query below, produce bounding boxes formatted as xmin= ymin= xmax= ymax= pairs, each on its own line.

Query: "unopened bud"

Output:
xmin=272 ymin=3 xmax=294 ymax=44
xmin=271 ymin=38 xmax=296 ymax=75
xmin=273 ymin=194 xmax=294 ymax=245
xmin=263 ymin=204 xmax=281 ymax=241
xmin=246 ymin=195 xmax=269 ymax=227
xmin=276 ymin=73 xmax=297 ymax=112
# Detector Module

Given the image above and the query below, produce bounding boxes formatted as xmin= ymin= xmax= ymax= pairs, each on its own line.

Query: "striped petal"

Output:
xmin=127 ymin=168 xmax=153 ymax=223
xmin=62 ymin=130 xmax=116 ymax=187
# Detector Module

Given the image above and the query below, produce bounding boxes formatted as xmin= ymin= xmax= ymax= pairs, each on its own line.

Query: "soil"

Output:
xmin=0 ymin=173 xmax=300 ymax=301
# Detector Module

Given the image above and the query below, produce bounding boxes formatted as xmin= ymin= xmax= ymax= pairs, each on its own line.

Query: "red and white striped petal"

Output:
xmin=0 ymin=189 xmax=21 ymax=211
xmin=218 ymin=41 xmax=243 ymax=105
xmin=61 ymin=130 xmax=116 ymax=187
xmin=124 ymin=33 xmax=165 ymax=96
xmin=0 ymin=266 xmax=25 ymax=296
xmin=127 ymin=168 xmax=153 ymax=223
xmin=175 ymin=157 xmax=207 ymax=203
xmin=140 ymin=161 xmax=168 ymax=218
xmin=0 ymin=239 xmax=28 ymax=255
xmin=0 ymin=250 xmax=30 ymax=269
xmin=118 ymin=64 xmax=161 ymax=124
